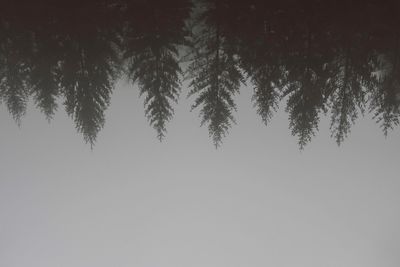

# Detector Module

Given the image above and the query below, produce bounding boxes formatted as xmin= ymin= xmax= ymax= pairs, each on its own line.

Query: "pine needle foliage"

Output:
xmin=186 ymin=0 xmax=245 ymax=147
xmin=370 ymin=42 xmax=400 ymax=136
xmin=123 ymin=0 xmax=191 ymax=140
xmin=0 ymin=0 xmax=399 ymax=149
xmin=0 ymin=20 xmax=31 ymax=123
xmin=57 ymin=2 xmax=121 ymax=146
xmin=29 ymin=34 xmax=61 ymax=120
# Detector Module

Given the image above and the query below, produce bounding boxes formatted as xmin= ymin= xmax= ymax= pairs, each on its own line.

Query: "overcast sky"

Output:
xmin=1 ymin=81 xmax=399 ymax=267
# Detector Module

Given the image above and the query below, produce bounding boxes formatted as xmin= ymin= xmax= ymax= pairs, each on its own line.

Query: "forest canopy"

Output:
xmin=1 ymin=0 xmax=399 ymax=148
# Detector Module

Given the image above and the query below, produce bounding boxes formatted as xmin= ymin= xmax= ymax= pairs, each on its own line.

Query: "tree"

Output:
xmin=370 ymin=48 xmax=400 ymax=135
xmin=56 ymin=0 xmax=121 ymax=146
xmin=0 ymin=0 xmax=399 ymax=148
xmin=123 ymin=0 xmax=192 ymax=140
xmin=235 ymin=1 xmax=286 ymax=125
xmin=324 ymin=1 xmax=376 ymax=145
xmin=186 ymin=0 xmax=245 ymax=147
xmin=369 ymin=0 xmax=400 ymax=136
xmin=280 ymin=1 xmax=329 ymax=148
xmin=0 ymin=2 xmax=33 ymax=123
xmin=28 ymin=5 xmax=63 ymax=120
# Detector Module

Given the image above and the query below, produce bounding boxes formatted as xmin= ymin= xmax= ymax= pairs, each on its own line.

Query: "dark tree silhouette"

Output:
xmin=279 ymin=1 xmax=329 ymax=148
xmin=369 ymin=0 xmax=400 ymax=136
xmin=186 ymin=0 xmax=245 ymax=147
xmin=322 ymin=1 xmax=376 ymax=145
xmin=0 ymin=0 xmax=399 ymax=148
xmin=56 ymin=1 xmax=121 ymax=146
xmin=370 ymin=39 xmax=400 ymax=135
xmin=0 ymin=2 xmax=32 ymax=123
xmin=28 ymin=5 xmax=63 ymax=120
xmin=0 ymin=0 xmax=122 ymax=145
xmin=123 ymin=0 xmax=192 ymax=140
xmin=235 ymin=1 xmax=285 ymax=125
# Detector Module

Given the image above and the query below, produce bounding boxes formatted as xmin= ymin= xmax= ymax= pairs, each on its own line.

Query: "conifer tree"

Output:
xmin=0 ymin=9 xmax=32 ymax=123
xmin=325 ymin=4 xmax=376 ymax=145
xmin=123 ymin=0 xmax=192 ymax=140
xmin=370 ymin=37 xmax=400 ymax=136
xmin=57 ymin=1 xmax=121 ymax=146
xmin=283 ymin=69 xmax=324 ymax=149
xmin=1 ymin=0 xmax=399 ymax=148
xmin=29 ymin=26 xmax=62 ymax=120
xmin=187 ymin=0 xmax=245 ymax=147
xmin=326 ymin=50 xmax=371 ymax=145
xmin=235 ymin=1 xmax=286 ymax=125
xmin=369 ymin=1 xmax=400 ymax=136
xmin=282 ymin=23 xmax=327 ymax=148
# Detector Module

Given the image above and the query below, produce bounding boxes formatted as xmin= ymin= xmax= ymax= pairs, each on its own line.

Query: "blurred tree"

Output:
xmin=0 ymin=0 xmax=398 ymax=148
xmin=55 ymin=0 xmax=122 ymax=146
xmin=123 ymin=0 xmax=192 ymax=140
xmin=186 ymin=0 xmax=245 ymax=147
xmin=369 ymin=0 xmax=400 ymax=136
xmin=324 ymin=1 xmax=376 ymax=145
xmin=280 ymin=0 xmax=329 ymax=148
xmin=0 ymin=1 xmax=32 ymax=122
xmin=235 ymin=1 xmax=286 ymax=125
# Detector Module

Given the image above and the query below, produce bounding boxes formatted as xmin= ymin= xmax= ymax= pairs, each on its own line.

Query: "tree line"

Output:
xmin=1 ymin=0 xmax=399 ymax=148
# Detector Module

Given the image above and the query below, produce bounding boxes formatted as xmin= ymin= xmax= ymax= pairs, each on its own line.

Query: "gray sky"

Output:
xmin=1 ymin=81 xmax=399 ymax=267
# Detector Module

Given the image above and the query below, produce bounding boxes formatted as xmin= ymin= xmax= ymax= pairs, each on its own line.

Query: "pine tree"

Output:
xmin=235 ymin=1 xmax=286 ymax=125
xmin=250 ymin=66 xmax=283 ymax=125
xmin=57 ymin=1 xmax=121 ymax=146
xmin=370 ymin=37 xmax=400 ymax=136
xmin=1 ymin=0 xmax=399 ymax=148
xmin=0 ymin=7 xmax=32 ymax=123
xmin=283 ymin=70 xmax=324 ymax=149
xmin=187 ymin=0 xmax=245 ymax=147
xmin=369 ymin=1 xmax=400 ymax=136
xmin=281 ymin=20 xmax=327 ymax=148
xmin=324 ymin=2 xmax=376 ymax=145
xmin=326 ymin=50 xmax=370 ymax=145
xmin=29 ymin=26 xmax=62 ymax=120
xmin=123 ymin=0 xmax=192 ymax=140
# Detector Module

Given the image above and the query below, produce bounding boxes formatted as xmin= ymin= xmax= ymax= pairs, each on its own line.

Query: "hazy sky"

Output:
xmin=1 ymin=81 xmax=399 ymax=267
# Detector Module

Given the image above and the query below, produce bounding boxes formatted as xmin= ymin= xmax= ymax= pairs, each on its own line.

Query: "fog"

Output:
xmin=1 ymin=81 xmax=399 ymax=267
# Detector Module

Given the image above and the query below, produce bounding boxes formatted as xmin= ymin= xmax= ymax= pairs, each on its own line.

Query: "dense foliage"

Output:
xmin=1 ymin=0 xmax=399 ymax=148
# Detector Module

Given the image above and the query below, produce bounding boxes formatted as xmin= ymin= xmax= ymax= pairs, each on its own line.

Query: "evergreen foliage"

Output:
xmin=236 ymin=1 xmax=285 ymax=126
xmin=370 ymin=43 xmax=400 ymax=136
xmin=57 ymin=1 xmax=121 ymax=146
xmin=123 ymin=0 xmax=191 ymax=140
xmin=0 ymin=13 xmax=31 ymax=123
xmin=0 ymin=0 xmax=399 ymax=148
xmin=187 ymin=0 xmax=245 ymax=147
